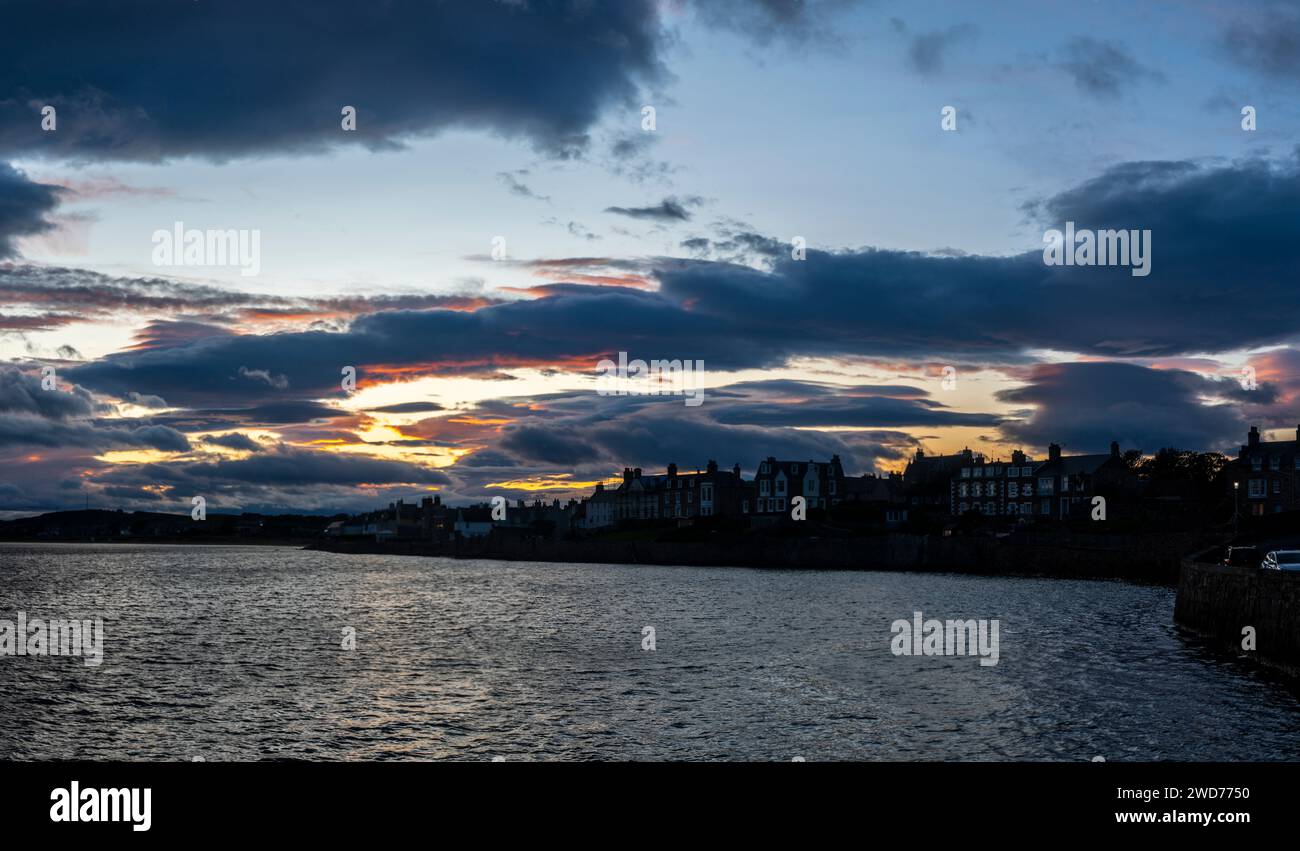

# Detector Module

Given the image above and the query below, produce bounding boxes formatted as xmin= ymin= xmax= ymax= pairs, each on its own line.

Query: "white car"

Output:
xmin=1259 ymin=550 xmax=1300 ymax=572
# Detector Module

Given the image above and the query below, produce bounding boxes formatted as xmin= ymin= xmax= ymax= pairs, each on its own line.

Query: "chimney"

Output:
xmin=667 ymin=462 xmax=678 ymax=477
xmin=1011 ymin=449 xmax=1025 ymax=465
xmin=1295 ymin=424 xmax=1299 ymax=444
xmin=1249 ymin=426 xmax=1260 ymax=449
xmin=706 ymin=459 xmax=717 ymax=474
xmin=733 ymin=463 xmax=741 ymax=478
xmin=1049 ymin=443 xmax=1061 ymax=462
xmin=594 ymin=482 xmax=604 ymax=492
xmin=1110 ymin=441 xmax=1120 ymax=459
xmin=633 ymin=467 xmax=642 ymax=479
xmin=623 ymin=467 xmax=634 ymax=485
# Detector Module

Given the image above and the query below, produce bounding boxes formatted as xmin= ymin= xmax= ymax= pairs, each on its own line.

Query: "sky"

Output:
xmin=2 ymin=0 xmax=1300 ymax=515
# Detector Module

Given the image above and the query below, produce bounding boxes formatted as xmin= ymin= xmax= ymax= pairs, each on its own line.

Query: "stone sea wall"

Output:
xmin=1174 ymin=558 xmax=1300 ymax=677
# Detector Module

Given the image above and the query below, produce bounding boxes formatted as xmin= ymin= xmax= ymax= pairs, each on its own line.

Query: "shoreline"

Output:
xmin=304 ymin=531 xmax=1221 ymax=586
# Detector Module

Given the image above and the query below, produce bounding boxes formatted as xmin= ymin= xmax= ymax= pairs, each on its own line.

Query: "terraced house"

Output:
xmin=1230 ymin=426 xmax=1300 ymax=515
xmin=953 ymin=450 xmax=1042 ymax=517
xmin=612 ymin=461 xmax=752 ymax=522
xmin=953 ymin=443 xmax=1134 ymax=519
xmin=752 ymin=455 xmax=846 ymax=515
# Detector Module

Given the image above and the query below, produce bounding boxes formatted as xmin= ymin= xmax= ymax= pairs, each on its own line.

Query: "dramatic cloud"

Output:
xmin=0 ymin=264 xmax=497 ymax=328
xmin=0 ymin=0 xmax=669 ymax=162
xmin=203 ymin=433 xmax=264 ymax=452
xmin=996 ymin=362 xmax=1245 ymax=453
xmin=0 ymin=164 xmax=62 ymax=258
xmin=53 ymin=153 xmax=1300 ymax=417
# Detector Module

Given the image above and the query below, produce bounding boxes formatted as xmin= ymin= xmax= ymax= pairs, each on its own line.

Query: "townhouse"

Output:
xmin=1228 ymin=425 xmax=1300 ymax=515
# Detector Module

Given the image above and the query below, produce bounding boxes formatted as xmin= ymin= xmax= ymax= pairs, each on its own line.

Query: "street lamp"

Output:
xmin=1233 ymin=480 xmax=1240 ymax=538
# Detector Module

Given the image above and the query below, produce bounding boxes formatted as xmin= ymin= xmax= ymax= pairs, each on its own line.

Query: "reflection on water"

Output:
xmin=1 ymin=543 xmax=1297 ymax=761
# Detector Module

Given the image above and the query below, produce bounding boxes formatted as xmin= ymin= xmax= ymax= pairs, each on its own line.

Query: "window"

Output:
xmin=958 ymin=483 xmax=968 ymax=497
xmin=990 ymin=466 xmax=1000 ymax=476
xmin=1248 ymin=479 xmax=1265 ymax=498
xmin=961 ymin=468 xmax=971 ymax=478
xmin=974 ymin=468 xmax=983 ymax=478
xmin=986 ymin=502 xmax=996 ymax=514
xmin=702 ymin=484 xmax=713 ymax=501
xmin=1022 ymin=466 xmax=1033 ymax=476
xmin=1273 ymin=480 xmax=1281 ymax=494
xmin=972 ymin=482 xmax=982 ymax=497
xmin=742 ymin=500 xmax=749 ymax=513
xmin=792 ymin=464 xmax=799 ymax=474
xmin=1022 ymin=502 xmax=1032 ymax=514
xmin=775 ymin=498 xmax=786 ymax=512
xmin=829 ymin=480 xmax=836 ymax=495
xmin=1008 ymin=482 xmax=1019 ymax=498
xmin=760 ymin=463 xmax=770 ymax=474
xmin=1008 ymin=502 xmax=1018 ymax=514
xmin=1041 ymin=499 xmax=1050 ymax=515
xmin=757 ymin=498 xmax=767 ymax=512
xmin=1251 ymin=457 xmax=1262 ymax=471
xmin=959 ymin=502 xmax=969 ymax=513
xmin=776 ymin=479 xmax=786 ymax=495
xmin=760 ymin=481 xmax=770 ymax=496
xmin=1021 ymin=484 xmax=1033 ymax=497
xmin=1271 ymin=456 xmax=1282 ymax=471
xmin=806 ymin=478 xmax=819 ymax=496
xmin=1038 ymin=477 xmax=1054 ymax=495
xmin=1008 ymin=467 xmax=1019 ymax=478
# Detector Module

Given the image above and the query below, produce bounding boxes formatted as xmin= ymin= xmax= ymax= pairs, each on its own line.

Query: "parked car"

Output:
xmin=1223 ymin=546 xmax=1260 ymax=567
xmin=1259 ymin=550 xmax=1300 ymax=572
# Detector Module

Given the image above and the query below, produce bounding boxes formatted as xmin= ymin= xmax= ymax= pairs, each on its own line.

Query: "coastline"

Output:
xmin=305 ymin=531 xmax=1221 ymax=586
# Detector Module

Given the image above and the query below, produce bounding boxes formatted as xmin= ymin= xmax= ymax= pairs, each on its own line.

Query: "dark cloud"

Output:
xmin=0 ymin=365 xmax=94 ymax=418
xmin=367 ymin=401 xmax=445 ymax=414
xmin=0 ymin=264 xmax=497 ymax=327
xmin=0 ymin=163 xmax=62 ymax=258
xmin=0 ymin=0 xmax=668 ymax=162
xmin=1221 ymin=3 xmax=1300 ymax=77
xmin=59 ymin=154 xmax=1300 ymax=412
xmin=891 ymin=19 xmax=977 ymax=75
xmin=604 ymin=195 xmax=703 ymax=221
xmin=995 ymin=362 xmax=1245 ymax=453
xmin=0 ymin=414 xmax=190 ymax=451
xmin=1057 ymin=37 xmax=1165 ymax=98
xmin=711 ymin=395 xmax=1000 ymax=428
xmin=203 ymin=433 xmax=264 ymax=452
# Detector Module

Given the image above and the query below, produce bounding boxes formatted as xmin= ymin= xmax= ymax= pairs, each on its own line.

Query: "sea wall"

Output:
xmin=313 ymin=532 xmax=1205 ymax=584
xmin=1174 ymin=558 xmax=1300 ymax=676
